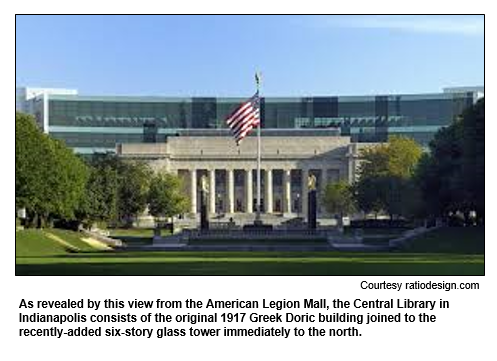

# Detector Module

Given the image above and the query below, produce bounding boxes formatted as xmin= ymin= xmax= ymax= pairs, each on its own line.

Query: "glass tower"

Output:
xmin=18 ymin=89 xmax=479 ymax=153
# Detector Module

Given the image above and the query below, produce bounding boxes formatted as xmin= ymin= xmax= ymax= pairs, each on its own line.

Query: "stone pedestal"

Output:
xmin=308 ymin=190 xmax=317 ymax=230
xmin=200 ymin=190 xmax=209 ymax=231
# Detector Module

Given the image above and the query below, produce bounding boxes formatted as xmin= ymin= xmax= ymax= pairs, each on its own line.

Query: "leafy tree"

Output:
xmin=77 ymin=155 xmax=119 ymax=227
xmin=48 ymin=138 xmax=88 ymax=220
xmin=460 ymin=98 xmax=484 ymax=221
xmin=323 ymin=181 xmax=356 ymax=218
xmin=147 ymin=171 xmax=189 ymax=225
xmin=116 ymin=160 xmax=152 ymax=226
xmin=416 ymin=98 xmax=484 ymax=223
xmin=16 ymin=112 xmax=44 ymax=212
xmin=415 ymin=126 xmax=462 ymax=217
xmin=76 ymin=154 xmax=154 ymax=227
xmin=355 ymin=136 xmax=423 ymax=219
xmin=357 ymin=144 xmax=390 ymax=179
xmin=358 ymin=136 xmax=422 ymax=179
xmin=379 ymin=176 xmax=422 ymax=220
xmin=387 ymin=136 xmax=423 ymax=178
xmin=15 ymin=112 xmax=88 ymax=227
xmin=354 ymin=177 xmax=386 ymax=217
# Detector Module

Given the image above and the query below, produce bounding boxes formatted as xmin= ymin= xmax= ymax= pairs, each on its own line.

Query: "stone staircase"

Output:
xmin=138 ymin=213 xmax=339 ymax=232
xmin=174 ymin=213 xmax=291 ymax=229
xmin=217 ymin=213 xmax=287 ymax=226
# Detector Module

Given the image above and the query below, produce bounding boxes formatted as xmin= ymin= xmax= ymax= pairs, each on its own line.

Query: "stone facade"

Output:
xmin=118 ymin=134 xmax=367 ymax=218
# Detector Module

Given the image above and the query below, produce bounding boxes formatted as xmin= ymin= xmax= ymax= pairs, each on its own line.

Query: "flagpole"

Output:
xmin=255 ymin=72 xmax=262 ymax=224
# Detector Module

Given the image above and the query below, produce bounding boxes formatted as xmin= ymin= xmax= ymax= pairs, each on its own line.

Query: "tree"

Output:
xmin=116 ymin=160 xmax=152 ymax=227
xmin=357 ymin=143 xmax=390 ymax=179
xmin=387 ymin=136 xmax=423 ymax=178
xmin=15 ymin=112 xmax=89 ymax=227
xmin=354 ymin=177 xmax=386 ymax=217
xmin=414 ymin=127 xmax=462 ymax=218
xmin=147 ymin=171 xmax=189 ymax=225
xmin=379 ymin=176 xmax=422 ymax=220
xmin=358 ymin=136 xmax=423 ymax=179
xmin=77 ymin=155 xmax=119 ymax=227
xmin=416 ymin=98 xmax=484 ymax=223
xmin=75 ymin=154 xmax=154 ymax=228
xmin=47 ymin=138 xmax=88 ymax=220
xmin=355 ymin=136 xmax=423 ymax=219
xmin=16 ymin=112 xmax=45 ymax=212
xmin=460 ymin=98 xmax=484 ymax=221
xmin=323 ymin=181 xmax=356 ymax=218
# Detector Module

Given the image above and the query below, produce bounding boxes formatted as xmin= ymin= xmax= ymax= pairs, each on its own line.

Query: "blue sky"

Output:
xmin=15 ymin=15 xmax=484 ymax=96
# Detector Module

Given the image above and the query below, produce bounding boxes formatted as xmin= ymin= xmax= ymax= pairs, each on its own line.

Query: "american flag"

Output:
xmin=226 ymin=92 xmax=260 ymax=145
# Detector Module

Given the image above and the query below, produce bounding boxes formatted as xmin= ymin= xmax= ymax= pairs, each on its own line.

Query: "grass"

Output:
xmin=109 ymin=228 xmax=155 ymax=238
xmin=402 ymin=226 xmax=484 ymax=254
xmin=15 ymin=229 xmax=101 ymax=257
xmin=15 ymin=226 xmax=484 ymax=276
xmin=15 ymin=252 xmax=484 ymax=276
xmin=108 ymin=228 xmax=156 ymax=246
xmin=48 ymin=229 xmax=101 ymax=252
xmin=16 ymin=230 xmax=69 ymax=257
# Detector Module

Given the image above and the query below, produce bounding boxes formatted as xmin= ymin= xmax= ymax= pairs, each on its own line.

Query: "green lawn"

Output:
xmin=109 ymin=228 xmax=155 ymax=238
xmin=402 ymin=226 xmax=484 ymax=254
xmin=108 ymin=228 xmax=156 ymax=246
xmin=15 ymin=227 xmax=484 ymax=276
xmin=49 ymin=229 xmax=102 ymax=252
xmin=16 ymin=230 xmax=69 ymax=257
xmin=15 ymin=229 xmax=100 ymax=256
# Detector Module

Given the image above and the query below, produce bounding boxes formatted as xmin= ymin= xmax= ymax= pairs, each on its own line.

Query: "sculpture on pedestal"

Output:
xmin=200 ymin=175 xmax=209 ymax=231
xmin=307 ymin=174 xmax=317 ymax=230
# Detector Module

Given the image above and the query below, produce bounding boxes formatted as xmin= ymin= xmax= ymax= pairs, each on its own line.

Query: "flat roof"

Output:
xmin=46 ymin=91 xmax=476 ymax=103
xmin=174 ymin=128 xmax=341 ymax=137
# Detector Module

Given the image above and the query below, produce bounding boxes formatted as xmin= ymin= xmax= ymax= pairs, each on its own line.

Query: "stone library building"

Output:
xmin=16 ymin=86 xmax=483 ymax=220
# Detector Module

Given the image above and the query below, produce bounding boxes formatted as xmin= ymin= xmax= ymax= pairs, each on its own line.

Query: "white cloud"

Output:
xmin=311 ymin=15 xmax=484 ymax=36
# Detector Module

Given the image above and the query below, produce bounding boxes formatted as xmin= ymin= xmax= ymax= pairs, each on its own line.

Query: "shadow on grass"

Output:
xmin=72 ymin=251 xmax=483 ymax=259
xmin=17 ymin=251 xmax=485 ymax=263
xmin=16 ymin=257 xmax=484 ymax=276
xmin=112 ymin=236 xmax=153 ymax=246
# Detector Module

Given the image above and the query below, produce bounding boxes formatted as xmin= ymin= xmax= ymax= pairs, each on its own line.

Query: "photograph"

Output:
xmin=15 ymin=14 xmax=484 ymax=276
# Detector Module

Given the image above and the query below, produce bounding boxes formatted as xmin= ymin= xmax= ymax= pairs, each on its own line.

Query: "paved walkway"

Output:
xmin=127 ymin=241 xmax=390 ymax=252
